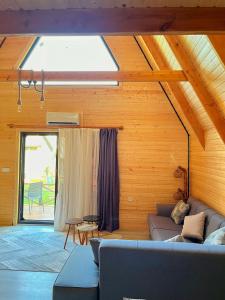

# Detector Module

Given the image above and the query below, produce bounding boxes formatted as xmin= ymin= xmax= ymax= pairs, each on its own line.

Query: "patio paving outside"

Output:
xmin=23 ymin=204 xmax=55 ymax=221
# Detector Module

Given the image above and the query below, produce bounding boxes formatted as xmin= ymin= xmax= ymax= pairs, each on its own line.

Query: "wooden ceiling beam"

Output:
xmin=0 ymin=8 xmax=225 ymax=35
xmin=166 ymin=35 xmax=225 ymax=144
xmin=0 ymin=70 xmax=187 ymax=82
xmin=138 ymin=36 xmax=205 ymax=149
xmin=208 ymin=35 xmax=225 ymax=67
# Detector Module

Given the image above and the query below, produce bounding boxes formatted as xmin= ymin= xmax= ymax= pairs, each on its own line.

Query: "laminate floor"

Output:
xmin=0 ymin=270 xmax=57 ymax=300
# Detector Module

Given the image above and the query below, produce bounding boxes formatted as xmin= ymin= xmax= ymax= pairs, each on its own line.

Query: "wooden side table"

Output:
xmin=64 ymin=218 xmax=83 ymax=249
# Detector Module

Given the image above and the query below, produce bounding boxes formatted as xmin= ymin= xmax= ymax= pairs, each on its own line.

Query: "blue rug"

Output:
xmin=0 ymin=230 xmax=74 ymax=272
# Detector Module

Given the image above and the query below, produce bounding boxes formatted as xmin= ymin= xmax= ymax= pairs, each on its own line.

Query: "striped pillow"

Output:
xmin=171 ymin=200 xmax=190 ymax=225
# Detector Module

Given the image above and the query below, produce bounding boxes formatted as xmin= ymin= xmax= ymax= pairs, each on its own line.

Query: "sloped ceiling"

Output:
xmin=153 ymin=35 xmax=225 ymax=132
xmin=0 ymin=0 xmax=225 ymax=10
xmin=1 ymin=34 xmax=225 ymax=148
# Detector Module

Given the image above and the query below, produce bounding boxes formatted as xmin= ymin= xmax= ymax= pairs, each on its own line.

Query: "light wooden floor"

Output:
xmin=0 ymin=224 xmax=149 ymax=240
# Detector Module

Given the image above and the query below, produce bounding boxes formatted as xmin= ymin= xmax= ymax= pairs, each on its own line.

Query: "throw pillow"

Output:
xmin=181 ymin=212 xmax=206 ymax=241
xmin=90 ymin=238 xmax=102 ymax=266
xmin=165 ymin=235 xmax=192 ymax=243
xmin=204 ymin=227 xmax=225 ymax=245
xmin=165 ymin=235 xmax=185 ymax=242
xmin=171 ymin=200 xmax=190 ymax=225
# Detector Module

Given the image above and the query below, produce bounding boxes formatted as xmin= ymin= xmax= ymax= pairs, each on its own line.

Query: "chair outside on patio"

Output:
xmin=26 ymin=182 xmax=44 ymax=213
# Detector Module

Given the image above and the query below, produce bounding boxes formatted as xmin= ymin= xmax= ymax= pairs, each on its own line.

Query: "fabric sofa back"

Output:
xmin=188 ymin=197 xmax=225 ymax=238
xmin=99 ymin=239 xmax=225 ymax=300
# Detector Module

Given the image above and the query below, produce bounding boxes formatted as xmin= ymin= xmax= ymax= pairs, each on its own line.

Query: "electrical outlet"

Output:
xmin=128 ymin=196 xmax=134 ymax=202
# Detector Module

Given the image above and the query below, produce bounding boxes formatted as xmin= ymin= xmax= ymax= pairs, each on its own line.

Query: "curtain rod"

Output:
xmin=7 ymin=124 xmax=123 ymax=130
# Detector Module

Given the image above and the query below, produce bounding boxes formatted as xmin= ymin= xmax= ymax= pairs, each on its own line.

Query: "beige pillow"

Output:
xmin=181 ymin=212 xmax=206 ymax=241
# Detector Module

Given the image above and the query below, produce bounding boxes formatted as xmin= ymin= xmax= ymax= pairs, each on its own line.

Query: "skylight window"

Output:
xmin=20 ymin=36 xmax=119 ymax=86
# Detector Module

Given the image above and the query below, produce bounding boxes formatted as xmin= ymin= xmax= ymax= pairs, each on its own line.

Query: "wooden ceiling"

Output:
xmin=0 ymin=0 xmax=225 ymax=10
xmin=0 ymin=33 xmax=225 ymax=149
xmin=138 ymin=34 xmax=225 ymax=147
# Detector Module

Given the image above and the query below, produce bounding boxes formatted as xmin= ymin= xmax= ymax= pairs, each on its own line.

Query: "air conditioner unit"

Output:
xmin=46 ymin=112 xmax=80 ymax=126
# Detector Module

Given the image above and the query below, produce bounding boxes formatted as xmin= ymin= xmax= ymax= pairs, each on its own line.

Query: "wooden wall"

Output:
xmin=0 ymin=36 xmax=188 ymax=230
xmin=155 ymin=34 xmax=225 ymax=216
xmin=191 ymin=131 xmax=225 ymax=216
xmin=181 ymin=36 xmax=225 ymax=215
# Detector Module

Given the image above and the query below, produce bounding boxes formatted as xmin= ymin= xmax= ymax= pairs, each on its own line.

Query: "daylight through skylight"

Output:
xmin=21 ymin=36 xmax=118 ymax=86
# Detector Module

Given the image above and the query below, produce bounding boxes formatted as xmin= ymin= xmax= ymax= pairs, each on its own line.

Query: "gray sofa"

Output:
xmin=148 ymin=196 xmax=225 ymax=241
xmin=53 ymin=196 xmax=225 ymax=300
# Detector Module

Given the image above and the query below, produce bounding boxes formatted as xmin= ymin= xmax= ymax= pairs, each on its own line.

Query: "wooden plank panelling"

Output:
xmin=208 ymin=35 xmax=225 ymax=67
xmin=190 ymin=130 xmax=225 ymax=216
xmin=0 ymin=36 xmax=188 ymax=229
xmin=166 ymin=35 xmax=225 ymax=145
xmin=180 ymin=35 xmax=225 ymax=127
xmin=137 ymin=35 xmax=205 ymax=149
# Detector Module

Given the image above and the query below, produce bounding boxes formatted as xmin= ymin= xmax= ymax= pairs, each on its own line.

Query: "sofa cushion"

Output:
xmin=205 ymin=213 xmax=225 ymax=237
xmin=188 ymin=197 xmax=209 ymax=215
xmin=151 ymin=228 xmax=181 ymax=241
xmin=220 ymin=221 xmax=225 ymax=229
xmin=204 ymin=227 xmax=225 ymax=245
xmin=171 ymin=200 xmax=190 ymax=225
xmin=90 ymin=238 xmax=102 ymax=266
xmin=149 ymin=214 xmax=183 ymax=232
xmin=182 ymin=212 xmax=206 ymax=241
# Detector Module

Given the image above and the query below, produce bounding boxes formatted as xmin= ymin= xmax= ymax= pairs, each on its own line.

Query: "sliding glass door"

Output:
xmin=19 ymin=133 xmax=58 ymax=223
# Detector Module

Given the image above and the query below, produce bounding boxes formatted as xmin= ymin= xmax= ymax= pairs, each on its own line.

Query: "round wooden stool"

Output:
xmin=64 ymin=218 xmax=83 ymax=249
xmin=83 ymin=215 xmax=100 ymax=238
xmin=76 ymin=223 xmax=99 ymax=245
xmin=83 ymin=215 xmax=100 ymax=224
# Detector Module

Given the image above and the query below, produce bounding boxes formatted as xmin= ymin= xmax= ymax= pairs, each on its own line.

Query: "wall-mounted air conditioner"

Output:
xmin=46 ymin=112 xmax=80 ymax=126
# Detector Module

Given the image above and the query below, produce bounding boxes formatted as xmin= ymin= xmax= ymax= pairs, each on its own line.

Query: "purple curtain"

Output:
xmin=97 ymin=129 xmax=119 ymax=232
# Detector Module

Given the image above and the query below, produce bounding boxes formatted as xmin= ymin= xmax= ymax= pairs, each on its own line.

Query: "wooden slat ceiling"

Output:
xmin=0 ymin=0 xmax=225 ymax=10
xmin=1 ymin=34 xmax=225 ymax=148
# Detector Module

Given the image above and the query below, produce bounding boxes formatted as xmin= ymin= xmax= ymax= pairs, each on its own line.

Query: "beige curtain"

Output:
xmin=54 ymin=128 xmax=99 ymax=231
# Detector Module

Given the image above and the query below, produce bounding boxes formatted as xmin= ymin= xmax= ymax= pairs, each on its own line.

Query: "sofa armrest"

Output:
xmin=99 ymin=239 xmax=225 ymax=300
xmin=156 ymin=203 xmax=175 ymax=217
xmin=53 ymin=246 xmax=99 ymax=300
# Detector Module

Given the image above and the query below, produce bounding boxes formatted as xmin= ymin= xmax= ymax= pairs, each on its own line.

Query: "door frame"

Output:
xmin=18 ymin=132 xmax=58 ymax=225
